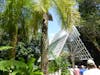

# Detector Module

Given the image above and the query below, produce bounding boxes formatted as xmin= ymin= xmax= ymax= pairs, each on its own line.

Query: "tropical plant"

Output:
xmin=48 ymin=55 xmax=70 ymax=75
xmin=48 ymin=50 xmax=70 ymax=74
xmin=0 ymin=46 xmax=12 ymax=51
xmin=78 ymin=0 xmax=100 ymax=51
xmin=0 ymin=58 xmax=43 ymax=75
xmin=0 ymin=46 xmax=12 ymax=60
xmin=0 ymin=46 xmax=13 ymax=60
xmin=53 ymin=0 xmax=80 ymax=29
xmin=0 ymin=0 xmax=80 ymax=74
xmin=16 ymin=40 xmax=40 ymax=62
xmin=0 ymin=0 xmax=21 ymax=58
xmin=0 ymin=0 xmax=37 ymax=59
xmin=31 ymin=0 xmax=80 ymax=74
xmin=0 ymin=46 xmax=42 ymax=75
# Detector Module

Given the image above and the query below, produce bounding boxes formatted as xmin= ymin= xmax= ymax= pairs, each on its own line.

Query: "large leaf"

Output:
xmin=0 ymin=46 xmax=13 ymax=51
xmin=0 ymin=60 xmax=27 ymax=72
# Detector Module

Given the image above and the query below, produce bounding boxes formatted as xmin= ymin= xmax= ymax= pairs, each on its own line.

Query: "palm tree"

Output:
xmin=0 ymin=0 xmax=22 ymax=58
xmin=31 ymin=0 xmax=80 ymax=74
xmin=78 ymin=0 xmax=100 ymax=51
xmin=53 ymin=0 xmax=80 ymax=29
xmin=0 ymin=0 xmax=80 ymax=74
xmin=0 ymin=0 xmax=34 ymax=58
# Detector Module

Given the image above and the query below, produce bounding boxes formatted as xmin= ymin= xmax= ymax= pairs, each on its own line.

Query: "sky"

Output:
xmin=48 ymin=7 xmax=61 ymax=44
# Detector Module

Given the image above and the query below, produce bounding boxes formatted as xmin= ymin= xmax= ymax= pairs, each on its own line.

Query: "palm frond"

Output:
xmin=40 ymin=0 xmax=51 ymax=12
xmin=53 ymin=0 xmax=80 ymax=29
xmin=32 ymin=0 xmax=51 ymax=13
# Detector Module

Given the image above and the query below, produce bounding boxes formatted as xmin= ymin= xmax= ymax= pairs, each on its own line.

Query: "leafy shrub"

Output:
xmin=0 ymin=58 xmax=43 ymax=75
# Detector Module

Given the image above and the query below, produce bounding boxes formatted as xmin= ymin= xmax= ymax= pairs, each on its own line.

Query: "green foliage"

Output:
xmin=0 ymin=58 xmax=43 ymax=75
xmin=0 ymin=0 xmax=80 ymax=74
xmin=53 ymin=0 xmax=80 ymax=29
xmin=48 ymin=60 xmax=59 ymax=73
xmin=0 ymin=46 xmax=12 ymax=51
xmin=32 ymin=0 xmax=51 ymax=13
xmin=16 ymin=42 xmax=34 ymax=58
xmin=0 ymin=46 xmax=13 ymax=60
xmin=16 ymin=40 xmax=40 ymax=61
xmin=0 ymin=43 xmax=41 ymax=74
xmin=61 ymin=69 xmax=70 ymax=75
xmin=0 ymin=59 xmax=27 ymax=72
xmin=78 ymin=0 xmax=100 ymax=50
xmin=0 ymin=0 xmax=40 ymax=43
xmin=48 ymin=51 xmax=71 ymax=74
xmin=77 ymin=0 xmax=100 ymax=4
xmin=79 ymin=0 xmax=97 ymax=20
xmin=48 ymin=56 xmax=70 ymax=74
xmin=31 ymin=72 xmax=43 ymax=75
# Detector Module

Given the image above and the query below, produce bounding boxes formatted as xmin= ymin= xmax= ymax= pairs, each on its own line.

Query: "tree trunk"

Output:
xmin=9 ymin=32 xmax=17 ymax=59
xmin=41 ymin=13 xmax=49 ymax=75
xmin=71 ymin=54 xmax=75 ymax=68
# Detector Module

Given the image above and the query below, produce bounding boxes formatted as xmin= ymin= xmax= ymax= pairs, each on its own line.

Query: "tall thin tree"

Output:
xmin=31 ymin=0 xmax=80 ymax=74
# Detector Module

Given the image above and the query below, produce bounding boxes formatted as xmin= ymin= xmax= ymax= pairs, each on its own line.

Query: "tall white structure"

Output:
xmin=48 ymin=25 xmax=92 ymax=61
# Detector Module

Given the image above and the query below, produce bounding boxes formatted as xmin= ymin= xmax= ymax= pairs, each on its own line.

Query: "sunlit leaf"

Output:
xmin=0 ymin=46 xmax=13 ymax=51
